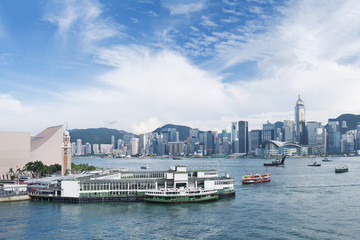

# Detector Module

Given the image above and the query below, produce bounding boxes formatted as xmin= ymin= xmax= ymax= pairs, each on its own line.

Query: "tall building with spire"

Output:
xmin=295 ymin=95 xmax=306 ymax=144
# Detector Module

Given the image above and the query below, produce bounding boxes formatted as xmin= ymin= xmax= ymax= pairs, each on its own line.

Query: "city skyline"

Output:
xmin=1 ymin=1 xmax=360 ymax=135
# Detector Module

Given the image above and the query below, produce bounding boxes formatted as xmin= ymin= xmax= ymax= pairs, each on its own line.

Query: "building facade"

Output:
xmin=238 ymin=121 xmax=248 ymax=154
xmin=0 ymin=126 xmax=67 ymax=179
xmin=295 ymin=95 xmax=306 ymax=144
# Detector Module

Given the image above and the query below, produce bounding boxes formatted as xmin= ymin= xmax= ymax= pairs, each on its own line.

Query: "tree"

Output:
xmin=8 ymin=168 xmax=14 ymax=180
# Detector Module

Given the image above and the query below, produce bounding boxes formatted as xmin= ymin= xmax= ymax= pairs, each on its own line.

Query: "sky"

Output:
xmin=1 ymin=0 xmax=360 ymax=135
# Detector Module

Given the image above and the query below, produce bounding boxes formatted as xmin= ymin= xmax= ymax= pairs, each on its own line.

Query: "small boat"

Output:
xmin=144 ymin=187 xmax=218 ymax=203
xmin=172 ymin=156 xmax=182 ymax=160
xmin=335 ymin=165 xmax=349 ymax=173
xmin=264 ymin=155 xmax=286 ymax=167
xmin=308 ymin=162 xmax=321 ymax=167
xmin=242 ymin=172 xmax=271 ymax=184
xmin=322 ymin=158 xmax=332 ymax=162
xmin=141 ymin=164 xmax=149 ymax=169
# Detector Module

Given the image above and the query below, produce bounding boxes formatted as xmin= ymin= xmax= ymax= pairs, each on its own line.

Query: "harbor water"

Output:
xmin=1 ymin=156 xmax=360 ymax=239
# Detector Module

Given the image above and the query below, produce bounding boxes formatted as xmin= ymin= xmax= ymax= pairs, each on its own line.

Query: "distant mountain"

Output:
xmin=152 ymin=124 xmax=192 ymax=141
xmin=328 ymin=114 xmax=360 ymax=134
xmin=69 ymin=128 xmax=137 ymax=144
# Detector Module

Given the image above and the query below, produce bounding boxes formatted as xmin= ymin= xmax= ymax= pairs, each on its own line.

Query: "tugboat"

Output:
xmin=242 ymin=172 xmax=271 ymax=184
xmin=335 ymin=165 xmax=349 ymax=173
xmin=144 ymin=187 xmax=218 ymax=203
xmin=308 ymin=162 xmax=321 ymax=167
xmin=264 ymin=155 xmax=286 ymax=167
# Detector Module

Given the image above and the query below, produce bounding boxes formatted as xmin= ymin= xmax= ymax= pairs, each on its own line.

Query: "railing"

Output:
xmin=0 ymin=191 xmax=29 ymax=198
xmin=145 ymin=188 xmax=217 ymax=196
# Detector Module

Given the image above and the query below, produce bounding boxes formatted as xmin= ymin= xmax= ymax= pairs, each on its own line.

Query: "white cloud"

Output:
xmin=44 ymin=0 xmax=121 ymax=45
xmin=200 ymin=16 xmax=218 ymax=28
xmin=131 ymin=17 xmax=139 ymax=24
xmin=0 ymin=94 xmax=23 ymax=112
xmin=147 ymin=10 xmax=158 ymax=17
xmin=4 ymin=0 xmax=360 ymax=135
xmin=163 ymin=2 xmax=206 ymax=15
xmin=132 ymin=118 xmax=162 ymax=134
xmin=132 ymin=1 xmax=360 ymax=132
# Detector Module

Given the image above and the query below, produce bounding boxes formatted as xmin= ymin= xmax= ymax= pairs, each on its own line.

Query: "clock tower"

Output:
xmin=61 ymin=131 xmax=72 ymax=176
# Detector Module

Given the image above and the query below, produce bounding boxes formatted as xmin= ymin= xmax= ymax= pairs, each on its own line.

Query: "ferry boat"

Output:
xmin=335 ymin=165 xmax=349 ymax=173
xmin=144 ymin=187 xmax=218 ymax=203
xmin=242 ymin=172 xmax=271 ymax=184
xmin=29 ymin=165 xmax=235 ymax=203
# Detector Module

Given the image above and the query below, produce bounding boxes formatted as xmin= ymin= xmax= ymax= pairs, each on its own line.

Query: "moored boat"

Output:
xmin=335 ymin=165 xmax=349 ymax=173
xmin=242 ymin=172 xmax=271 ymax=184
xmin=144 ymin=187 xmax=218 ymax=203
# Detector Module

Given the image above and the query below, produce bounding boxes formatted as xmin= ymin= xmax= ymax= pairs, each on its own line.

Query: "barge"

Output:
xmin=29 ymin=165 xmax=235 ymax=203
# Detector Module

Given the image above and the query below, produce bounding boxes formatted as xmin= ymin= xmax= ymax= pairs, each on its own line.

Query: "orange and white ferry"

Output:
xmin=242 ymin=172 xmax=271 ymax=184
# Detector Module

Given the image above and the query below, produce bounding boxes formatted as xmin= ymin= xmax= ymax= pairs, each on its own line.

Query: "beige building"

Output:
xmin=0 ymin=125 xmax=69 ymax=179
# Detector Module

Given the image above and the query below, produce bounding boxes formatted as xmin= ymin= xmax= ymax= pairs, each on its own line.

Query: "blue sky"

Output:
xmin=1 ymin=0 xmax=360 ymax=134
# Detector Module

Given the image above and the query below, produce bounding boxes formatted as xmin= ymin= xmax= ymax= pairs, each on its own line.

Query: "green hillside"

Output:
xmin=69 ymin=128 xmax=136 ymax=144
xmin=152 ymin=124 xmax=192 ymax=141
xmin=328 ymin=113 xmax=360 ymax=134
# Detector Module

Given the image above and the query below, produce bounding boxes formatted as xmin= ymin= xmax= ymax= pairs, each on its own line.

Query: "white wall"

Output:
xmin=30 ymin=126 xmax=63 ymax=166
xmin=174 ymin=173 xmax=188 ymax=181
xmin=0 ymin=126 xmax=64 ymax=179
xmin=62 ymin=181 xmax=80 ymax=197
xmin=0 ymin=132 xmax=31 ymax=178
xmin=197 ymin=171 xmax=218 ymax=178
xmin=204 ymin=180 xmax=215 ymax=190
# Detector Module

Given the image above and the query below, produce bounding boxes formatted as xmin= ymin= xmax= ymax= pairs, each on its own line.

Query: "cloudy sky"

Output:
xmin=1 ymin=0 xmax=360 ymax=135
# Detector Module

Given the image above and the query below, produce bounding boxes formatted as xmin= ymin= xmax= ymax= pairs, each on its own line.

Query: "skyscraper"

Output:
xmin=283 ymin=120 xmax=295 ymax=142
xmin=206 ymin=131 xmax=214 ymax=156
xmin=76 ymin=138 xmax=82 ymax=155
xmin=327 ymin=120 xmax=341 ymax=153
xmin=262 ymin=121 xmax=274 ymax=143
xmin=111 ymin=135 xmax=115 ymax=149
xmin=231 ymin=122 xmax=237 ymax=153
xmin=295 ymin=95 xmax=306 ymax=144
xmin=307 ymin=121 xmax=326 ymax=155
xmin=238 ymin=121 xmax=248 ymax=154
xmin=250 ymin=130 xmax=262 ymax=151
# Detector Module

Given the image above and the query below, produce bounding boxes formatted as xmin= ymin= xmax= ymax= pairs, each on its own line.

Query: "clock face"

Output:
xmin=64 ymin=152 xmax=67 ymax=155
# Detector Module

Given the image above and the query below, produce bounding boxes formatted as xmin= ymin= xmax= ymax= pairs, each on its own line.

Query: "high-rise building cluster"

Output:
xmin=71 ymin=96 xmax=360 ymax=157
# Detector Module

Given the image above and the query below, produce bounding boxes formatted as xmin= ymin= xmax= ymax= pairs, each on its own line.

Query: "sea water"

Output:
xmin=1 ymin=157 xmax=360 ymax=240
